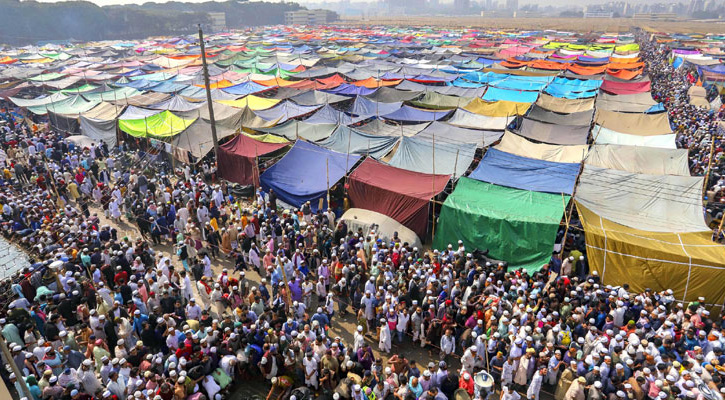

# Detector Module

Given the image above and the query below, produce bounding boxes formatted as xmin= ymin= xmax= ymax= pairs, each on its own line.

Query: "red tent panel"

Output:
xmin=348 ymin=158 xmax=450 ymax=238
xmin=217 ymin=134 xmax=288 ymax=186
xmin=600 ymin=79 xmax=651 ymax=95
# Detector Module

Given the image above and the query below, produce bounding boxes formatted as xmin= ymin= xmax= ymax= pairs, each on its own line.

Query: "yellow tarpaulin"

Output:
xmin=463 ymin=99 xmax=531 ymax=117
xmin=217 ymin=95 xmax=280 ymax=111
xmin=536 ymin=94 xmax=595 ymax=113
xmin=594 ymin=109 xmax=673 ymax=135
xmin=577 ymin=202 xmax=725 ymax=309
xmin=243 ymin=132 xmax=289 ymax=144
xmin=496 ymin=131 xmax=588 ymax=163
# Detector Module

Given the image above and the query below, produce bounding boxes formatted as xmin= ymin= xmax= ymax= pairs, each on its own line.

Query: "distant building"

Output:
xmin=505 ymin=0 xmax=518 ymax=10
xmin=454 ymin=0 xmax=471 ymax=11
xmin=284 ymin=9 xmax=339 ymax=25
xmin=207 ymin=12 xmax=226 ymax=32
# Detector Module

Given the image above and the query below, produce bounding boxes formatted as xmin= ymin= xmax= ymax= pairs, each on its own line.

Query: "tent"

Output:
xmin=408 ymin=92 xmax=473 ymax=110
xmin=355 ymin=119 xmax=429 ymax=137
xmin=463 ymin=99 xmax=531 ymax=117
xmin=482 ymin=87 xmax=540 ymax=103
xmin=594 ymin=110 xmax=672 ymax=135
xmin=525 ymin=105 xmax=594 ymax=126
xmin=415 ymin=121 xmax=502 ymax=148
xmin=380 ymin=105 xmax=451 ymax=122
xmin=255 ymin=121 xmax=337 ymax=142
xmin=469 ymin=148 xmax=580 ymax=194
xmin=575 ymin=165 xmax=709 ymax=233
xmin=595 ymin=92 xmax=660 ymax=113
xmin=118 ymin=111 xmax=197 ymax=138
xmin=434 ymin=177 xmax=567 ymax=272
xmin=387 ymin=136 xmax=475 ymax=178
xmin=577 ymin=202 xmax=725 ymax=308
xmin=79 ymin=102 xmax=126 ymax=146
xmin=447 ymin=109 xmax=511 ymax=130
xmin=260 ymin=140 xmax=361 ymax=210
xmin=496 ymin=131 xmax=588 ymax=163
xmin=316 ymin=126 xmax=399 ymax=159
xmin=348 ymin=158 xmax=449 ymax=237
xmin=600 ymin=79 xmax=651 ymax=94
xmin=339 ymin=208 xmax=422 ymax=250
xmin=585 ymin=144 xmax=690 ymax=176
xmin=27 ymin=95 xmax=99 ymax=115
xmin=515 ymin=118 xmax=590 ymax=145
xmin=348 ymin=96 xmax=402 ymax=117
xmin=217 ymin=134 xmax=289 ymax=186
xmin=536 ymin=94 xmax=595 ymax=113
xmin=592 ymin=126 xmax=676 ymax=149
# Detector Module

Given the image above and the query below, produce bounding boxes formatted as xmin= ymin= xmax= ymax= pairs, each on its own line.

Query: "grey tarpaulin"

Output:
xmin=387 ymin=135 xmax=475 ymax=178
xmin=415 ymin=121 xmax=502 ymax=148
xmin=526 ymin=104 xmax=594 ymax=126
xmin=515 ymin=118 xmax=590 ymax=145
xmin=316 ymin=125 xmax=399 ymax=158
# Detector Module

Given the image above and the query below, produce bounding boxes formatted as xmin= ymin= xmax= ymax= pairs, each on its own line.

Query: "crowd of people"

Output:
xmin=645 ymin=34 xmax=725 ymax=236
xmin=0 ymin=32 xmax=724 ymax=400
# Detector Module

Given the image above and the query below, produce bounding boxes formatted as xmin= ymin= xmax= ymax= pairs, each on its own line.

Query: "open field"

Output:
xmin=338 ymin=16 xmax=725 ymax=34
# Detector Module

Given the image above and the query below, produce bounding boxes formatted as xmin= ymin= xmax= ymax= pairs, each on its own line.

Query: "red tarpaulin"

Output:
xmin=348 ymin=158 xmax=450 ymax=238
xmin=600 ymin=79 xmax=651 ymax=95
xmin=217 ymin=134 xmax=289 ymax=186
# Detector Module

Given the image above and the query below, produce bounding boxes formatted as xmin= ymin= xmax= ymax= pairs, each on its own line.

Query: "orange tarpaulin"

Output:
xmin=316 ymin=74 xmax=346 ymax=88
xmin=606 ymin=69 xmax=643 ymax=80
xmin=352 ymin=78 xmax=401 ymax=88
xmin=567 ymin=64 xmax=607 ymax=75
xmin=252 ymin=77 xmax=300 ymax=87
xmin=609 ymin=56 xmax=641 ymax=64
xmin=0 ymin=56 xmax=17 ymax=64
xmin=194 ymin=79 xmax=234 ymax=89
xmin=607 ymin=61 xmax=645 ymax=70
xmin=530 ymin=60 xmax=568 ymax=70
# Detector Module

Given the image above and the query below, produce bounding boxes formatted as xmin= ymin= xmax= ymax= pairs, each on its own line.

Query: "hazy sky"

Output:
xmin=31 ymin=0 xmax=664 ymax=6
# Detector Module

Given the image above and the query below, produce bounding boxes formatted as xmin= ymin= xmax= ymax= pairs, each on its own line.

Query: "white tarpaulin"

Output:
xmin=495 ymin=131 xmax=588 ymax=163
xmin=340 ymin=208 xmax=422 ymax=250
xmin=447 ymin=109 xmax=511 ymax=130
xmin=585 ymin=144 xmax=690 ymax=176
xmin=576 ymin=165 xmax=709 ymax=233
xmin=592 ymin=126 xmax=676 ymax=149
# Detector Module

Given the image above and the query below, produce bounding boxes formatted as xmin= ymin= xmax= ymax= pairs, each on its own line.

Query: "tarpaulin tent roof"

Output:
xmin=447 ymin=109 xmax=511 ymax=130
xmin=415 ymin=121 xmax=502 ymax=148
xmin=515 ymin=118 xmax=590 ymax=145
xmin=490 ymin=76 xmax=552 ymax=91
xmin=111 ymin=92 xmax=171 ymax=107
xmin=340 ymin=208 xmax=422 ymax=250
xmin=28 ymin=95 xmax=99 ymax=115
xmin=526 ymin=104 xmax=594 ymax=126
xmin=362 ymin=87 xmax=422 ymax=103
xmin=355 ymin=119 xmax=429 ymax=137
xmin=380 ymin=105 xmax=451 ymax=122
xmin=594 ymin=109 xmax=672 ymax=135
xmin=255 ymin=121 xmax=337 ymax=142
xmin=387 ymin=136 xmax=475 ymax=178
xmin=254 ymin=101 xmax=321 ymax=123
xmin=600 ymin=79 xmax=651 ymax=94
xmin=289 ymin=90 xmax=349 ymax=106
xmin=78 ymin=101 xmax=126 ymax=147
xmin=118 ymin=110 xmax=196 ymax=138
xmin=408 ymin=91 xmax=473 ymax=110
xmin=217 ymin=95 xmax=280 ymax=110
xmin=576 ymin=165 xmax=708 ymax=233
xmin=470 ymin=148 xmax=579 ymax=194
xmin=169 ymin=117 xmax=238 ymax=160
xmin=595 ymin=92 xmax=660 ymax=113
xmin=148 ymin=95 xmax=204 ymax=112
xmin=260 ymin=140 xmax=361 ymax=211
xmin=482 ymin=87 xmax=540 ymax=103
xmin=496 ymin=131 xmax=588 ymax=163
xmin=348 ymin=158 xmax=449 ymax=237
xmin=348 ymin=96 xmax=402 ymax=117
xmin=463 ymin=99 xmax=531 ymax=117
xmin=433 ymin=177 xmax=567 ymax=272
xmin=10 ymin=92 xmax=68 ymax=108
xmin=221 ymin=81 xmax=269 ymax=96
xmin=576 ymin=202 xmax=725 ymax=308
xmin=217 ymin=133 xmax=289 ymax=186
xmin=303 ymin=105 xmax=360 ymax=125
xmin=592 ymin=126 xmax=676 ymax=149
xmin=316 ymin=125 xmax=399 ymax=159
xmin=536 ymin=93 xmax=594 ymax=113
xmin=585 ymin=144 xmax=690 ymax=176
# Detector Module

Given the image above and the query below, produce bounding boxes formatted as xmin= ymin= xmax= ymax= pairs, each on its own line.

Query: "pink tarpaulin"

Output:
xmin=600 ymin=79 xmax=651 ymax=95
xmin=217 ymin=134 xmax=289 ymax=186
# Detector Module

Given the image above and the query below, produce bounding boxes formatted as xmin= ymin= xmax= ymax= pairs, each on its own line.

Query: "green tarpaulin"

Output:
xmin=433 ymin=178 xmax=567 ymax=272
xmin=119 ymin=110 xmax=197 ymax=138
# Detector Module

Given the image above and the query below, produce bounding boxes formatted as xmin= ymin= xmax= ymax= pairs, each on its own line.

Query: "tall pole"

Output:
xmin=198 ymin=24 xmax=219 ymax=159
xmin=0 ymin=335 xmax=32 ymax=400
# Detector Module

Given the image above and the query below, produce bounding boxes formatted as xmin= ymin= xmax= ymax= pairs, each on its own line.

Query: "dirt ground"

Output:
xmin=337 ymin=16 xmax=725 ymax=34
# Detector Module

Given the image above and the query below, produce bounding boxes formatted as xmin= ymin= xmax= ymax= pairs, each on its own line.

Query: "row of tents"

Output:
xmin=2 ymin=27 xmax=725 ymax=307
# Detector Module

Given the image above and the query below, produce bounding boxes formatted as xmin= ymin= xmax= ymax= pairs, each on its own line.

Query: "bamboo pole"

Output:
xmin=0 ymin=334 xmax=32 ymax=400
xmin=558 ymin=153 xmax=587 ymax=259
xmin=703 ymin=133 xmax=717 ymax=194
xmin=431 ymin=132 xmax=437 ymax=239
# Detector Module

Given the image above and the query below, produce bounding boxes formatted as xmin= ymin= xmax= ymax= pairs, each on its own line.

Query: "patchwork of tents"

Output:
xmin=3 ymin=28 xmax=725 ymax=306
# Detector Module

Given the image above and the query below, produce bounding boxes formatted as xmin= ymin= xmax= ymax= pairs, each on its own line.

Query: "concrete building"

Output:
xmin=207 ymin=12 xmax=226 ymax=32
xmin=284 ymin=9 xmax=339 ymax=25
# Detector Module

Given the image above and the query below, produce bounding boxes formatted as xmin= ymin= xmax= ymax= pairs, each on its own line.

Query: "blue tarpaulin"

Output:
xmin=491 ymin=76 xmax=551 ymax=91
xmin=482 ymin=87 xmax=540 ymax=103
xmin=260 ymin=140 xmax=361 ymax=210
xmin=303 ymin=105 xmax=360 ymax=125
xmin=380 ymin=105 xmax=451 ymax=122
xmin=469 ymin=148 xmax=580 ymax=194
xmin=316 ymin=125 xmax=399 ymax=158
xmin=324 ymin=83 xmax=378 ymax=96
xmin=222 ymin=81 xmax=269 ymax=96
